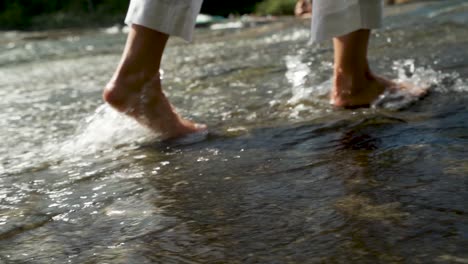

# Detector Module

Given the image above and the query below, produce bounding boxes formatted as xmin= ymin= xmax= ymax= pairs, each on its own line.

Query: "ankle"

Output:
xmin=333 ymin=69 xmax=375 ymax=95
xmin=103 ymin=81 xmax=129 ymax=111
xmin=103 ymin=72 xmax=162 ymax=111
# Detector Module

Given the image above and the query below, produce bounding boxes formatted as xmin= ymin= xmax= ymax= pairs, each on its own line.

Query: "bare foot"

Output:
xmin=331 ymin=72 xmax=428 ymax=109
xmin=370 ymin=75 xmax=429 ymax=109
xmin=104 ymin=74 xmax=206 ymax=139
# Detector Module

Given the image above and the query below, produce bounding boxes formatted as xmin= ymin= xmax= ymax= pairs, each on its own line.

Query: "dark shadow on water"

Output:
xmin=131 ymin=95 xmax=468 ymax=262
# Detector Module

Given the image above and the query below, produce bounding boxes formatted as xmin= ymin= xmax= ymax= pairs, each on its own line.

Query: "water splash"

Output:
xmin=263 ymin=29 xmax=310 ymax=44
xmin=59 ymin=104 xmax=152 ymax=155
xmin=283 ymin=55 xmax=334 ymax=118
xmin=285 ymin=55 xmax=331 ymax=103
xmin=393 ymin=59 xmax=467 ymax=93
xmin=372 ymin=60 xmax=467 ymax=110
xmin=284 ymin=58 xmax=468 ymax=113
xmin=285 ymin=55 xmax=313 ymax=105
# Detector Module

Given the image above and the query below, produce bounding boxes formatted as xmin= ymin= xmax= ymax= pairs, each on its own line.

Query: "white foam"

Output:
xmin=285 ymin=55 xmax=312 ymax=103
xmin=59 ymin=104 xmax=152 ymax=155
xmin=285 ymin=55 xmax=330 ymax=106
xmin=393 ymin=59 xmax=467 ymax=93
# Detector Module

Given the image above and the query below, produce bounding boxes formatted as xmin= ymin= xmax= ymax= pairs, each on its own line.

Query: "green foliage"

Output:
xmin=0 ymin=0 xmax=128 ymax=30
xmin=98 ymin=0 xmax=130 ymax=14
xmin=0 ymin=0 xmax=272 ymax=30
xmin=200 ymin=0 xmax=263 ymax=17
xmin=255 ymin=0 xmax=296 ymax=16
xmin=0 ymin=2 xmax=28 ymax=28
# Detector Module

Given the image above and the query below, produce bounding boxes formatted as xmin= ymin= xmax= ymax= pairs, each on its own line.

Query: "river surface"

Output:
xmin=1 ymin=1 xmax=468 ymax=263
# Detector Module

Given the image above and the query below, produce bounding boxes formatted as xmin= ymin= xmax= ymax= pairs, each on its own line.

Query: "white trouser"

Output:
xmin=125 ymin=0 xmax=382 ymax=42
xmin=310 ymin=0 xmax=383 ymax=42
xmin=125 ymin=0 xmax=203 ymax=41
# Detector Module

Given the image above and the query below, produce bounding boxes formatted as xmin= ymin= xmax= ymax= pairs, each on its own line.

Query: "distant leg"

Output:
xmin=103 ymin=24 xmax=206 ymax=139
xmin=331 ymin=29 xmax=427 ymax=108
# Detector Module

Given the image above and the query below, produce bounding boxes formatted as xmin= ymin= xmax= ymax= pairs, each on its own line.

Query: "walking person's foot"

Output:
xmin=103 ymin=24 xmax=206 ymax=140
xmin=331 ymin=71 xmax=429 ymax=108
xmin=104 ymin=73 xmax=206 ymax=140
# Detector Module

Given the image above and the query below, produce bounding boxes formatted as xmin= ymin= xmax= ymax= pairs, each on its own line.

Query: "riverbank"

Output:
xmin=0 ymin=0 xmax=437 ymax=32
xmin=0 ymin=0 xmax=443 ymax=48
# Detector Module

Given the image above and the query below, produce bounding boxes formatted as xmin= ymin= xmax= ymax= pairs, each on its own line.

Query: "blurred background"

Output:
xmin=0 ymin=0 xmax=422 ymax=31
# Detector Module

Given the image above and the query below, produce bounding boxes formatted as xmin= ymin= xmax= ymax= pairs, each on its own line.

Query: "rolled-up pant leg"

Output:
xmin=310 ymin=0 xmax=383 ymax=42
xmin=125 ymin=0 xmax=204 ymax=42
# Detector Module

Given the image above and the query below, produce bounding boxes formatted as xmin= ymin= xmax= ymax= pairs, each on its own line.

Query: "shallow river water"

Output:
xmin=1 ymin=1 xmax=468 ymax=263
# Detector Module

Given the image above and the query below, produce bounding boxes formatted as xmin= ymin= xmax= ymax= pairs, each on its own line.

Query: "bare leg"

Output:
xmin=331 ymin=29 xmax=427 ymax=108
xmin=103 ymin=24 xmax=206 ymax=139
xmin=295 ymin=0 xmax=312 ymax=18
